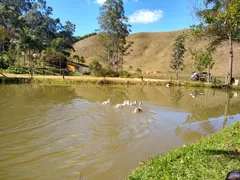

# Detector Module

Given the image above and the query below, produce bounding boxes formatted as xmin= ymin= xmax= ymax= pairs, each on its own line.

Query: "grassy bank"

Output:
xmin=128 ymin=121 xmax=240 ymax=180
xmin=0 ymin=74 xmax=240 ymax=90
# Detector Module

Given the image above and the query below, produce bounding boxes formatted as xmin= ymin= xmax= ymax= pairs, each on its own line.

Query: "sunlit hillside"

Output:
xmin=73 ymin=30 xmax=240 ymax=77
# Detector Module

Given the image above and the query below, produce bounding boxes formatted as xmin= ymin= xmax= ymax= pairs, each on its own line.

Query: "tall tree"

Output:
xmin=0 ymin=28 xmax=11 ymax=68
xmin=193 ymin=0 xmax=240 ymax=85
xmin=97 ymin=0 xmax=132 ymax=71
xmin=170 ymin=34 xmax=186 ymax=80
xmin=18 ymin=26 xmax=42 ymax=77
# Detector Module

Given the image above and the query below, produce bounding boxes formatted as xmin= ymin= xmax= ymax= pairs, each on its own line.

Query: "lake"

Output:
xmin=0 ymin=84 xmax=239 ymax=180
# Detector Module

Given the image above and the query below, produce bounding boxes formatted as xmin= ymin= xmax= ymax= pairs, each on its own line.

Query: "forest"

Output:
xmin=0 ymin=0 xmax=78 ymax=75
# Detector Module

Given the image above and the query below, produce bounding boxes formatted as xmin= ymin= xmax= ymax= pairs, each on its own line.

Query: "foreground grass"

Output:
xmin=128 ymin=122 xmax=240 ymax=180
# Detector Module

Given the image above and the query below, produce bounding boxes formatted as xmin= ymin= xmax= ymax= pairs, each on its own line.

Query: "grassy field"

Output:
xmin=73 ymin=30 xmax=240 ymax=77
xmin=1 ymin=74 xmax=240 ymax=90
xmin=128 ymin=121 xmax=240 ymax=180
xmin=0 ymin=73 xmax=172 ymax=85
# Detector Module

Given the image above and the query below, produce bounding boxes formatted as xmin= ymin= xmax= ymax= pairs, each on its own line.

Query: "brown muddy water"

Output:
xmin=0 ymin=84 xmax=239 ymax=180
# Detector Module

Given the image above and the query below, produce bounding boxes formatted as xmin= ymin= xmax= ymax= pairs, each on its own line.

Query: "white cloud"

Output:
xmin=94 ymin=0 xmax=106 ymax=5
xmin=129 ymin=9 xmax=163 ymax=24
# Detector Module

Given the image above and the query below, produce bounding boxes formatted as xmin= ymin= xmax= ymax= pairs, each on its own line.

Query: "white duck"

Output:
xmin=102 ymin=99 xmax=110 ymax=105
xmin=190 ymin=93 xmax=195 ymax=99
xmin=130 ymin=101 xmax=137 ymax=106
xmin=133 ymin=102 xmax=142 ymax=113
xmin=166 ymin=83 xmax=171 ymax=88
xmin=115 ymin=101 xmax=127 ymax=108
xmin=115 ymin=103 xmax=124 ymax=108
xmin=125 ymin=100 xmax=131 ymax=106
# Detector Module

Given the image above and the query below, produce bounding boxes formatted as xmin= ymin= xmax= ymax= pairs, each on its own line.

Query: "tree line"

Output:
xmin=75 ymin=33 xmax=97 ymax=41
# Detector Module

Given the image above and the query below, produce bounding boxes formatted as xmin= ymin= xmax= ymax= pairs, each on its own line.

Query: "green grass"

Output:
xmin=128 ymin=121 xmax=240 ymax=180
xmin=1 ymin=75 xmax=240 ymax=90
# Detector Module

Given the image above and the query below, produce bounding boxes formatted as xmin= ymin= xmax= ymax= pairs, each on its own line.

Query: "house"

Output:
xmin=67 ymin=60 xmax=89 ymax=73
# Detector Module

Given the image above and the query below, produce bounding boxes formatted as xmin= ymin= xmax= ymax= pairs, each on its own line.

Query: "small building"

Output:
xmin=67 ymin=60 xmax=89 ymax=73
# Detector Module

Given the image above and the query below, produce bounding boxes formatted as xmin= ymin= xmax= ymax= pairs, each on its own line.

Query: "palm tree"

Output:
xmin=18 ymin=27 xmax=42 ymax=77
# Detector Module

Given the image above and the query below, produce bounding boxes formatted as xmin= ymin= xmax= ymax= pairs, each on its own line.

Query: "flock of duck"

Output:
xmin=101 ymin=84 xmax=199 ymax=113
xmin=102 ymin=99 xmax=142 ymax=113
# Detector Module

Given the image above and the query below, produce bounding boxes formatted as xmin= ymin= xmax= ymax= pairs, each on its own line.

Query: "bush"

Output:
xmin=0 ymin=58 xmax=9 ymax=69
xmin=98 ymin=68 xmax=120 ymax=77
xmin=136 ymin=68 xmax=142 ymax=74
xmin=120 ymin=70 xmax=132 ymax=78
xmin=7 ymin=65 xmax=29 ymax=74
xmin=89 ymin=60 xmax=102 ymax=76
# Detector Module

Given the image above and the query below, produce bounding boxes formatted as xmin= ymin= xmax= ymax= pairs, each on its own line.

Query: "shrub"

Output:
xmin=98 ymin=68 xmax=120 ymax=77
xmin=7 ymin=65 xmax=29 ymax=74
xmin=120 ymin=70 xmax=132 ymax=78
xmin=136 ymin=68 xmax=142 ymax=74
xmin=89 ymin=60 xmax=102 ymax=76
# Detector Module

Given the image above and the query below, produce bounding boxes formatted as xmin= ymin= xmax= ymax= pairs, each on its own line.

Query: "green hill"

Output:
xmin=73 ymin=30 xmax=240 ymax=78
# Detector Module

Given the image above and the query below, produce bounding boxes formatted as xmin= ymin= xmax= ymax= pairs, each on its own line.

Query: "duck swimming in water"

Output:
xmin=102 ymin=99 xmax=110 ymax=105
xmin=124 ymin=100 xmax=131 ymax=106
xmin=133 ymin=102 xmax=142 ymax=113
xmin=114 ymin=101 xmax=127 ymax=108
xmin=166 ymin=83 xmax=171 ymax=88
xmin=130 ymin=100 xmax=137 ymax=106
xmin=190 ymin=93 xmax=196 ymax=99
xmin=115 ymin=103 xmax=124 ymax=108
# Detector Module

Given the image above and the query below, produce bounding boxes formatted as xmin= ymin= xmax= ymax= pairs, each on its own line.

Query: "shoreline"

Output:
xmin=128 ymin=121 xmax=240 ymax=179
xmin=0 ymin=74 xmax=240 ymax=90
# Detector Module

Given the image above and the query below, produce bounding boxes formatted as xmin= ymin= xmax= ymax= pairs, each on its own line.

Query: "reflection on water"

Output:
xmin=0 ymin=84 xmax=239 ymax=180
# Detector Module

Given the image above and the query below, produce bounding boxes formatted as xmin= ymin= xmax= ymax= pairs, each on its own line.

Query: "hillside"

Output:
xmin=73 ymin=30 xmax=240 ymax=77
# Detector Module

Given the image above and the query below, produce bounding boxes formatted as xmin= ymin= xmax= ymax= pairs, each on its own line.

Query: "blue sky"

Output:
xmin=47 ymin=0 xmax=198 ymax=36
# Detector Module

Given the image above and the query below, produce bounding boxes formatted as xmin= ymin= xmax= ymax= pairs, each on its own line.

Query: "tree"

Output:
xmin=18 ymin=27 xmax=43 ymax=77
xmin=129 ymin=65 xmax=133 ymax=71
xmin=73 ymin=55 xmax=80 ymax=63
xmin=58 ymin=21 xmax=76 ymax=47
xmin=190 ymin=49 xmax=214 ymax=82
xmin=51 ymin=38 xmax=67 ymax=52
xmin=42 ymin=47 xmax=66 ymax=68
xmin=0 ymin=28 xmax=11 ymax=68
xmin=0 ymin=28 xmax=11 ymax=55
xmin=72 ymin=55 xmax=85 ymax=64
xmin=170 ymin=34 xmax=186 ymax=80
xmin=80 ymin=56 xmax=85 ymax=63
xmin=50 ymin=37 xmax=73 ymax=75
xmin=136 ymin=68 xmax=142 ymax=74
xmin=89 ymin=60 xmax=102 ymax=76
xmin=75 ymin=32 xmax=97 ymax=41
xmin=97 ymin=0 xmax=133 ymax=71
xmin=193 ymin=0 xmax=240 ymax=85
